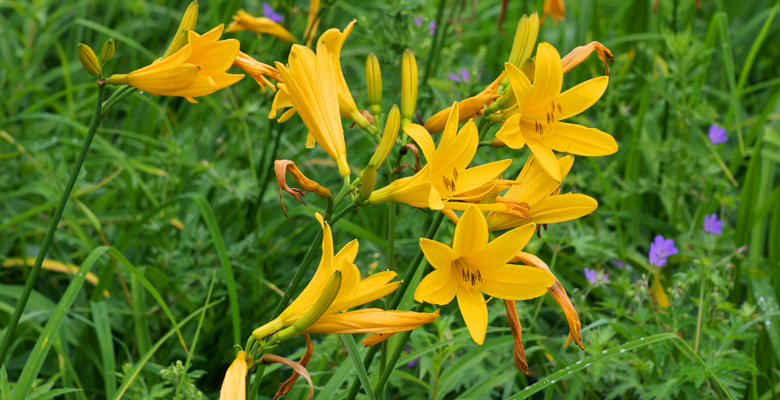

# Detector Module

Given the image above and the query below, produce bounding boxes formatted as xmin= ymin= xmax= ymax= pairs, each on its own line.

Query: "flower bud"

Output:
xmin=366 ymin=53 xmax=382 ymax=116
xmin=368 ymin=105 xmax=400 ymax=168
xmin=507 ymin=13 xmax=539 ymax=68
xmin=276 ymin=271 xmax=342 ymax=342
xmin=98 ymin=39 xmax=115 ymax=66
xmin=400 ymin=49 xmax=418 ymax=127
xmin=77 ymin=44 xmax=101 ymax=77
xmin=162 ymin=1 xmax=199 ymax=59
xmin=359 ymin=165 xmax=376 ymax=203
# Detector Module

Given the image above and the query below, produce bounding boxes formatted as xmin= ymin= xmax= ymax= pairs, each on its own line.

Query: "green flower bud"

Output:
xmin=162 ymin=1 xmax=199 ymax=59
xmin=400 ymin=49 xmax=418 ymax=127
xmin=77 ymin=43 xmax=101 ymax=77
xmin=99 ymin=39 xmax=115 ymax=66
xmin=366 ymin=53 xmax=382 ymax=116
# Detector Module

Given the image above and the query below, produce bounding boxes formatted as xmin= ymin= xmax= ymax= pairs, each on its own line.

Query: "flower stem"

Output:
xmin=0 ymin=83 xmax=106 ymax=364
xmin=345 ymin=211 xmax=446 ymax=400
xmin=694 ymin=266 xmax=706 ymax=353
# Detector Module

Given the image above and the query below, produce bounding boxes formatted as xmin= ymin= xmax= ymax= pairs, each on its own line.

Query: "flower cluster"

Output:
xmin=90 ymin=2 xmax=620 ymax=397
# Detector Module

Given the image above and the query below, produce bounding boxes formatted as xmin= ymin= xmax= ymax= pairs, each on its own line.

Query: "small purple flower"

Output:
xmin=404 ymin=346 xmax=420 ymax=367
xmin=413 ymin=16 xmax=424 ymax=27
xmin=649 ymin=235 xmax=678 ymax=267
xmin=428 ymin=21 xmax=436 ymax=35
xmin=448 ymin=72 xmax=461 ymax=83
xmin=458 ymin=68 xmax=470 ymax=82
xmin=610 ymin=259 xmax=625 ymax=269
xmin=584 ymin=268 xmax=607 ymax=284
xmin=703 ymin=213 xmax=723 ymax=235
xmin=262 ymin=2 xmax=283 ymax=23
xmin=708 ymin=124 xmax=728 ymax=144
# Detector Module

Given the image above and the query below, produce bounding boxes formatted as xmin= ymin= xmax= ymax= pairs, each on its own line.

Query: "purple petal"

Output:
xmin=414 ymin=16 xmax=424 ymax=27
xmin=458 ymin=68 xmax=470 ymax=82
xmin=708 ymin=124 xmax=728 ymax=144
xmin=448 ymin=72 xmax=461 ymax=83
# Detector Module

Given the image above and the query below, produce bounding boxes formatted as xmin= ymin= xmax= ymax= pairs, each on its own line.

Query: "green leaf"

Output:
xmin=341 ymin=335 xmax=377 ymax=400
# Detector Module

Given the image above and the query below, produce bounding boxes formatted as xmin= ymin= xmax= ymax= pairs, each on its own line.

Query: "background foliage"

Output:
xmin=1 ymin=0 xmax=780 ymax=399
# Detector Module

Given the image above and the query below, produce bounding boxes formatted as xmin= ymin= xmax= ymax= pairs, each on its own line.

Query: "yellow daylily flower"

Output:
xmin=307 ymin=308 xmax=440 ymax=346
xmin=225 ymin=9 xmax=297 ymax=43
xmin=368 ymin=103 xmax=512 ymax=212
xmin=252 ymin=213 xmax=401 ymax=339
xmin=423 ymin=73 xmax=503 ymax=134
xmin=494 ymin=43 xmax=617 ymax=181
xmin=274 ymin=42 xmax=350 ymax=177
xmin=232 ymin=51 xmax=279 ymax=92
xmin=107 ymin=25 xmax=244 ymax=103
xmin=269 ymin=21 xmax=369 ymax=129
xmin=486 ymin=155 xmax=597 ymax=231
xmin=319 ymin=20 xmax=370 ymax=128
xmin=219 ymin=350 xmax=248 ymax=400
xmin=414 ymin=205 xmax=555 ymax=345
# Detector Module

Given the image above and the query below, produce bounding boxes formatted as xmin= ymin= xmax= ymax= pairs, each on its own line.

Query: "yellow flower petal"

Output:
xmin=419 ymin=238 xmax=455 ymax=271
xmin=456 ymin=286 xmax=488 ymax=345
xmin=544 ymin=122 xmax=618 ymax=156
xmin=505 ymin=63 xmax=533 ymax=110
xmin=452 ymin=159 xmax=511 ymax=196
xmin=453 ymin=205 xmax=488 ymax=258
xmin=414 ymin=269 xmax=457 ymax=305
xmin=526 ymin=43 xmax=563 ymax=112
xmin=477 ymin=224 xmax=536 ymax=267
xmin=480 ymin=264 xmax=554 ymax=300
xmin=525 ymin=193 xmax=597 ymax=224
xmin=525 ymin=138 xmax=561 ymax=182
xmin=404 ymin=123 xmax=437 ymax=163
xmin=554 ymin=76 xmax=609 ymax=120
xmin=494 ymin=114 xmax=527 ymax=149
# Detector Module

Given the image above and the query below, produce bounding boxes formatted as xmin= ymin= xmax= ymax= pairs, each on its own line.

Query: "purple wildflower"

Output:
xmin=448 ymin=72 xmax=461 ymax=83
xmin=404 ymin=346 xmax=420 ymax=367
xmin=428 ymin=21 xmax=436 ymax=35
xmin=649 ymin=235 xmax=678 ymax=267
xmin=703 ymin=213 xmax=723 ymax=235
xmin=610 ymin=259 xmax=625 ymax=269
xmin=413 ymin=16 xmax=424 ymax=27
xmin=584 ymin=268 xmax=608 ymax=284
xmin=458 ymin=68 xmax=470 ymax=82
xmin=708 ymin=124 xmax=728 ymax=144
xmin=262 ymin=2 xmax=283 ymax=23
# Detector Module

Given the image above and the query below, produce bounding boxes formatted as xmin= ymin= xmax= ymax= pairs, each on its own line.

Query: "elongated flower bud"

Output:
xmin=367 ymin=105 xmax=400 ymax=168
xmin=359 ymin=165 xmax=376 ymax=203
xmin=366 ymin=53 xmax=382 ymax=116
xmin=219 ymin=350 xmax=247 ymax=400
xmin=400 ymin=49 xmax=418 ymax=127
xmin=77 ymin=43 xmax=101 ymax=77
xmin=276 ymin=271 xmax=342 ymax=342
xmin=507 ymin=13 xmax=539 ymax=67
xmin=99 ymin=39 xmax=115 ymax=66
xmin=162 ymin=0 xmax=199 ymax=59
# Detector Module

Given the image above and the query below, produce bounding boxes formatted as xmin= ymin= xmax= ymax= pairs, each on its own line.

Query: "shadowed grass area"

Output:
xmin=1 ymin=0 xmax=780 ymax=399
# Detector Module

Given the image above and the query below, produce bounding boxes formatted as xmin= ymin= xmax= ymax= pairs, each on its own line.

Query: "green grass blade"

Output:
xmin=736 ymin=4 xmax=778 ymax=93
xmin=90 ymin=301 xmax=116 ymax=399
xmin=11 ymin=246 xmax=111 ymax=400
xmin=341 ymin=334 xmax=377 ymax=400
xmin=74 ymin=19 xmax=157 ymax=60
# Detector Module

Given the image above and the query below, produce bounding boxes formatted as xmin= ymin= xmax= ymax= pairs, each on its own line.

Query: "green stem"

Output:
xmin=694 ymin=265 xmax=706 ymax=354
xmin=345 ymin=212 xmax=446 ymax=400
xmin=380 ymin=202 xmax=397 ymax=377
xmin=0 ymin=83 xmax=106 ymax=364
xmin=248 ymin=362 xmax=267 ymax=400
xmin=420 ymin=0 xmax=449 ymax=90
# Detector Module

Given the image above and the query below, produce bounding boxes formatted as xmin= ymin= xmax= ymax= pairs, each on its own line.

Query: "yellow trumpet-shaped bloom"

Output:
xmin=307 ymin=309 xmax=440 ymax=340
xmin=274 ymin=42 xmax=350 ymax=177
xmin=486 ymin=155 xmax=597 ymax=231
xmin=494 ymin=43 xmax=617 ymax=181
xmin=414 ymin=205 xmax=555 ymax=345
xmin=252 ymin=213 xmax=401 ymax=339
xmin=368 ymin=103 xmax=512 ymax=212
xmin=219 ymin=350 xmax=248 ymax=400
xmin=107 ymin=25 xmax=244 ymax=103
xmin=269 ymin=21 xmax=369 ymax=129
xmin=225 ymin=9 xmax=297 ymax=43
xmin=319 ymin=20 xmax=369 ymax=128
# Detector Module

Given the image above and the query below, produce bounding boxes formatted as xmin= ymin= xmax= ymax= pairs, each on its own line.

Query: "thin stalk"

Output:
xmin=248 ymin=362 xmax=267 ymax=400
xmin=380 ymin=202 xmax=397 ymax=376
xmin=345 ymin=212 xmax=446 ymax=400
xmin=0 ymin=83 xmax=106 ymax=364
xmin=694 ymin=269 xmax=706 ymax=353
xmin=420 ymin=0 xmax=448 ymax=89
